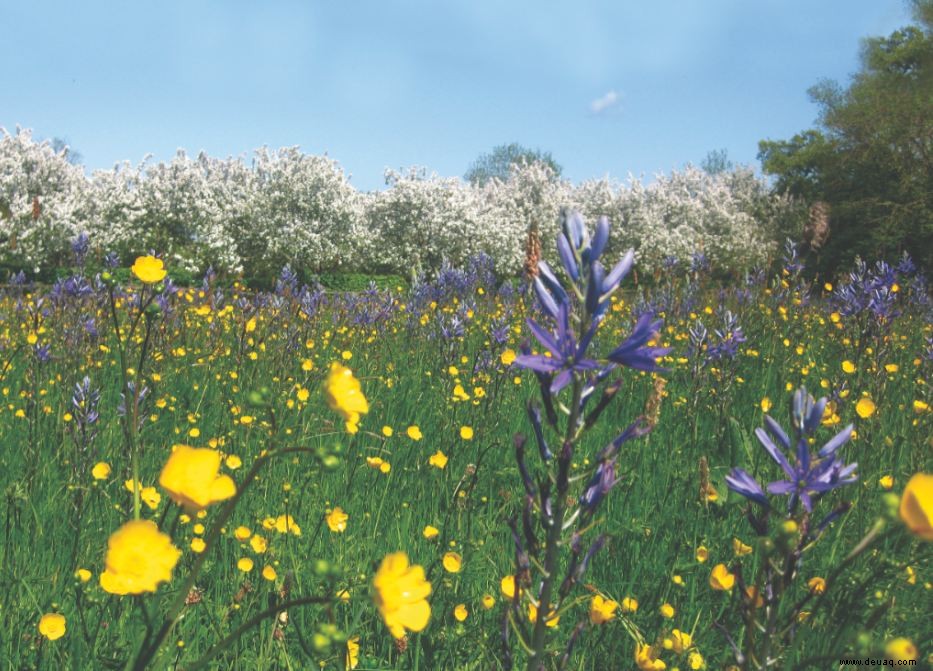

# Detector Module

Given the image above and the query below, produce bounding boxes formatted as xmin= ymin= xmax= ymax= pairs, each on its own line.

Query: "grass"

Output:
xmin=0 ymin=266 xmax=929 ymax=670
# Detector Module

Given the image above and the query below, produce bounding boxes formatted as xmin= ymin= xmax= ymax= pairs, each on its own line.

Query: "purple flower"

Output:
xmin=606 ymin=313 xmax=671 ymax=372
xmin=515 ymin=302 xmax=600 ymax=394
xmin=727 ymin=387 xmax=857 ymax=512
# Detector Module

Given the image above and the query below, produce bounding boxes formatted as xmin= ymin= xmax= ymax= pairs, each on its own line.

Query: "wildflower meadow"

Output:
xmin=0 ymin=208 xmax=930 ymax=670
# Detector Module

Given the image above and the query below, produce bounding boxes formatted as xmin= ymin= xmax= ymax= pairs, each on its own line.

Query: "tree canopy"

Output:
xmin=758 ymin=0 xmax=933 ymax=274
xmin=464 ymin=143 xmax=561 ymax=186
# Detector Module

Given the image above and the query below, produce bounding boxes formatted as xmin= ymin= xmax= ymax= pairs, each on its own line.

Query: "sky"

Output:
xmin=0 ymin=0 xmax=916 ymax=191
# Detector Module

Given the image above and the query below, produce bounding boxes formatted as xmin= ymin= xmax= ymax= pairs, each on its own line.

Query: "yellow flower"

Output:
xmin=459 ymin=426 xmax=474 ymax=440
xmin=323 ymin=363 xmax=369 ymax=433
xmin=695 ymin=545 xmax=709 ymax=563
xmin=190 ymin=538 xmax=206 ymax=553
xmin=372 ymin=552 xmax=432 ymax=639
xmin=635 ymin=643 xmax=666 ymax=670
xmin=100 ymin=520 xmax=181 ymax=595
xmin=621 ymin=596 xmax=638 ymax=613
xmin=527 ymin=603 xmax=559 ymax=627
xmin=899 ymin=473 xmax=933 ymax=540
xmin=842 ymin=360 xmax=856 ymax=374
xmin=346 ymin=636 xmax=360 ymax=670
xmin=237 ymin=557 xmax=254 ymax=572
xmin=407 ymin=425 xmax=423 ymax=441
xmin=879 ymin=475 xmax=894 ymax=490
xmin=91 ymin=462 xmax=111 ymax=480
xmin=428 ymin=450 xmax=448 ymax=469
xmin=262 ymin=565 xmax=277 ymax=581
xmin=500 ymin=575 xmax=520 ymax=599
xmin=807 ymin=577 xmax=826 ymax=594
xmin=273 ymin=514 xmax=301 ymax=536
xmin=131 ymin=255 xmax=167 ymax=284
xmin=482 ymin=594 xmax=496 ymax=609
xmin=884 ymin=637 xmax=918 ymax=662
xmin=158 ymin=445 xmax=236 ymax=511
xmin=423 ymin=525 xmax=439 ymax=540
xmin=855 ymin=397 xmax=876 ymax=419
xmin=326 ymin=507 xmax=349 ymax=533
xmin=38 ymin=613 xmax=66 ymax=641
xmin=382 ymin=425 xmax=393 ymax=437
xmin=760 ymin=397 xmax=772 ymax=413
xmin=501 ymin=349 xmax=516 ymax=365
xmin=366 ymin=456 xmax=391 ymax=474
xmin=250 ymin=534 xmax=268 ymax=553
xmin=74 ymin=568 xmax=92 ymax=583
xmin=710 ymin=564 xmax=735 ymax=591
xmin=660 ymin=602 xmax=675 ymax=618
xmin=733 ymin=538 xmax=753 ymax=556
xmin=233 ymin=525 xmax=251 ymax=540
xmin=225 ymin=454 xmax=242 ymax=470
xmin=670 ymin=628 xmax=692 ymax=654
xmin=687 ymin=651 xmax=704 ymax=670
xmin=453 ymin=603 xmax=468 ymax=621
xmin=589 ymin=594 xmax=618 ymax=624
xmin=442 ymin=551 xmax=462 ymax=573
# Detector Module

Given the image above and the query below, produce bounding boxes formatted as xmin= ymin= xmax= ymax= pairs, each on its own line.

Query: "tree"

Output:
xmin=701 ymin=148 xmax=733 ymax=175
xmin=758 ymin=0 xmax=933 ymax=274
xmin=50 ymin=137 xmax=83 ymax=166
xmin=464 ymin=143 xmax=561 ymax=186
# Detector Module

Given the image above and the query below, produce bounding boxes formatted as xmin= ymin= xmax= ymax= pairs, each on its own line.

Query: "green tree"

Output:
xmin=464 ymin=143 xmax=561 ymax=186
xmin=758 ymin=0 xmax=933 ymax=273
xmin=701 ymin=148 xmax=733 ymax=175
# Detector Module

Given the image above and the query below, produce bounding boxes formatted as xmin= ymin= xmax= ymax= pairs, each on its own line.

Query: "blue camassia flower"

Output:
xmin=726 ymin=387 xmax=857 ymax=512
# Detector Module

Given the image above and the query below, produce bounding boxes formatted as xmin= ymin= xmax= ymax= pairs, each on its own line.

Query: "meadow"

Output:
xmin=0 ymin=223 xmax=930 ymax=670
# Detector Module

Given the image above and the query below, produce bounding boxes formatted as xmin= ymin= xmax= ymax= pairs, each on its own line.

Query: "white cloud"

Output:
xmin=589 ymin=90 xmax=620 ymax=115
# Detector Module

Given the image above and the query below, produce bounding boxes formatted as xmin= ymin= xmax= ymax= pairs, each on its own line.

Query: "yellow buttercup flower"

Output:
xmin=589 ymin=594 xmax=618 ymax=624
xmin=407 ymin=425 xmax=423 ymax=441
xmin=422 ymin=525 xmax=439 ymax=540
xmin=453 ymin=603 xmax=468 ymax=621
xmin=428 ymin=450 xmax=448 ymax=469
xmin=621 ymin=596 xmax=638 ymax=613
xmin=91 ymin=462 xmax=111 ymax=480
xmin=695 ymin=545 xmax=709 ymax=563
xmin=670 ymin=628 xmax=692 ymax=654
xmin=459 ymin=426 xmax=474 ymax=440
xmin=326 ymin=507 xmax=349 ymax=533
xmin=500 ymin=575 xmax=520 ymax=599
xmin=527 ymin=603 xmax=559 ymax=627
xmin=323 ymin=363 xmax=369 ymax=433
xmin=884 ymin=637 xmax=918 ymax=662
xmin=659 ymin=602 xmax=675 ymax=618
xmin=899 ymin=473 xmax=933 ymax=540
xmin=273 ymin=514 xmax=301 ymax=536
xmin=237 ymin=557 xmax=254 ymax=572
xmin=74 ymin=568 xmax=92 ymax=583
xmin=262 ymin=565 xmax=277 ymax=581
xmin=131 ymin=255 xmax=167 ymax=284
xmin=500 ymin=349 xmax=516 ymax=365
xmin=710 ymin=563 xmax=735 ymax=591
xmin=733 ymin=537 xmax=753 ymax=556
xmin=855 ymin=396 xmax=876 ymax=419
xmin=635 ymin=643 xmax=666 ymax=670
xmin=807 ymin=576 xmax=826 ymax=594
xmin=442 ymin=551 xmax=462 ymax=573
xmin=346 ymin=636 xmax=360 ymax=670
xmin=38 ymin=613 xmax=66 ymax=641
xmin=372 ymin=552 xmax=432 ymax=639
xmin=158 ymin=445 xmax=236 ymax=511
xmin=100 ymin=520 xmax=181 ymax=595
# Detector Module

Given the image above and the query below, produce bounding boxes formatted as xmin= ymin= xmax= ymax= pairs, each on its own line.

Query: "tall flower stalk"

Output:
xmin=509 ymin=211 xmax=669 ymax=670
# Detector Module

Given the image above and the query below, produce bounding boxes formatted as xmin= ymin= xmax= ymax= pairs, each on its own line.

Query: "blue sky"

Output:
xmin=0 ymin=1 xmax=914 ymax=191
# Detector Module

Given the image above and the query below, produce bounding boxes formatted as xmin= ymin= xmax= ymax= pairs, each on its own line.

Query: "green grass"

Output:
xmin=0 ymin=275 xmax=929 ymax=670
